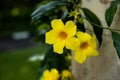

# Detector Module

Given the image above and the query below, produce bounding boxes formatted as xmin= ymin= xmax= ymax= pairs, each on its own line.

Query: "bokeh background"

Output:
xmin=0 ymin=0 xmax=49 ymax=80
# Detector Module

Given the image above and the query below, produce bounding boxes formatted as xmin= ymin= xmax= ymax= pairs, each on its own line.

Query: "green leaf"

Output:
xmin=61 ymin=10 xmax=68 ymax=21
xmin=82 ymin=8 xmax=103 ymax=46
xmin=73 ymin=0 xmax=81 ymax=4
xmin=41 ymin=46 xmax=70 ymax=72
xmin=37 ymin=23 xmax=50 ymax=31
xmin=76 ymin=22 xmax=85 ymax=32
xmin=112 ymin=31 xmax=120 ymax=58
xmin=105 ymin=0 xmax=120 ymax=27
xmin=31 ymin=1 xmax=72 ymax=22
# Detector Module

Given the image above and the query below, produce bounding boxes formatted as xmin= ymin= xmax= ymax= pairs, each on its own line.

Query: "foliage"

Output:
xmin=105 ymin=0 xmax=120 ymax=26
xmin=105 ymin=0 xmax=120 ymax=58
xmin=112 ymin=32 xmax=120 ymax=58
xmin=31 ymin=1 xmax=72 ymax=23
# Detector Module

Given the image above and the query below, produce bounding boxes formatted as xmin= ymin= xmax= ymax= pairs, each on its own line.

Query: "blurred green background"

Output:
xmin=0 ymin=0 xmax=71 ymax=80
xmin=0 ymin=45 xmax=47 ymax=80
xmin=0 ymin=0 xmax=37 ymax=36
xmin=0 ymin=0 xmax=49 ymax=80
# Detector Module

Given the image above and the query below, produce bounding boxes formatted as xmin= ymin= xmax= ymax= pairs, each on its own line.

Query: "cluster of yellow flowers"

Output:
xmin=40 ymin=68 xmax=73 ymax=80
xmin=46 ymin=19 xmax=99 ymax=63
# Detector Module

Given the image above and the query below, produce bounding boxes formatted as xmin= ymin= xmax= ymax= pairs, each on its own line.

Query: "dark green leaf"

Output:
xmin=82 ymin=8 xmax=103 ymax=46
xmin=31 ymin=1 xmax=72 ymax=22
xmin=112 ymin=31 xmax=120 ymax=58
xmin=41 ymin=46 xmax=70 ymax=72
xmin=61 ymin=10 xmax=68 ymax=20
xmin=37 ymin=23 xmax=50 ymax=31
xmin=76 ymin=22 xmax=85 ymax=32
xmin=105 ymin=0 xmax=120 ymax=27
xmin=73 ymin=0 xmax=81 ymax=4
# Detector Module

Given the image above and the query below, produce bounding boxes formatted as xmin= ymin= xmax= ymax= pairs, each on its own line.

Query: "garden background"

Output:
xmin=0 ymin=0 xmax=49 ymax=80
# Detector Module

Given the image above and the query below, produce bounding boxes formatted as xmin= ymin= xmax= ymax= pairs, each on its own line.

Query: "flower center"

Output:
xmin=80 ymin=42 xmax=88 ymax=49
xmin=59 ymin=31 xmax=68 ymax=39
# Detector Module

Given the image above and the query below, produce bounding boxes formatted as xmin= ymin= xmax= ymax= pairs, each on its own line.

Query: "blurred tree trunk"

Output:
xmin=72 ymin=0 xmax=120 ymax=80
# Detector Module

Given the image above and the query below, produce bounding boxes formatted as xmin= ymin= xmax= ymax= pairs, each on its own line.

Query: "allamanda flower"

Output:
xmin=61 ymin=70 xmax=73 ymax=80
xmin=66 ymin=31 xmax=99 ymax=63
xmin=40 ymin=68 xmax=59 ymax=80
xmin=46 ymin=19 xmax=76 ymax=54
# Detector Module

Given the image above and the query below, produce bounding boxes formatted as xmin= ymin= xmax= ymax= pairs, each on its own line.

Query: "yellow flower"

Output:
xmin=46 ymin=19 xmax=76 ymax=54
xmin=40 ymin=68 xmax=59 ymax=80
xmin=61 ymin=70 xmax=73 ymax=80
xmin=66 ymin=31 xmax=99 ymax=63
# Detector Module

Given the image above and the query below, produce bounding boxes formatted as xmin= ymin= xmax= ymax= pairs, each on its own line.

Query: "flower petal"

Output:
xmin=65 ymin=21 xmax=76 ymax=36
xmin=51 ymin=69 xmax=59 ymax=75
xmin=86 ymin=47 xmax=99 ymax=57
xmin=89 ymin=34 xmax=97 ymax=49
xmin=45 ymin=30 xmax=59 ymax=44
xmin=51 ymin=69 xmax=59 ymax=80
xmin=74 ymin=51 xmax=87 ymax=64
xmin=51 ymin=19 xmax=64 ymax=30
xmin=43 ymin=69 xmax=50 ymax=76
xmin=66 ymin=37 xmax=80 ymax=50
xmin=77 ymin=31 xmax=91 ymax=43
xmin=53 ymin=40 xmax=65 ymax=54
